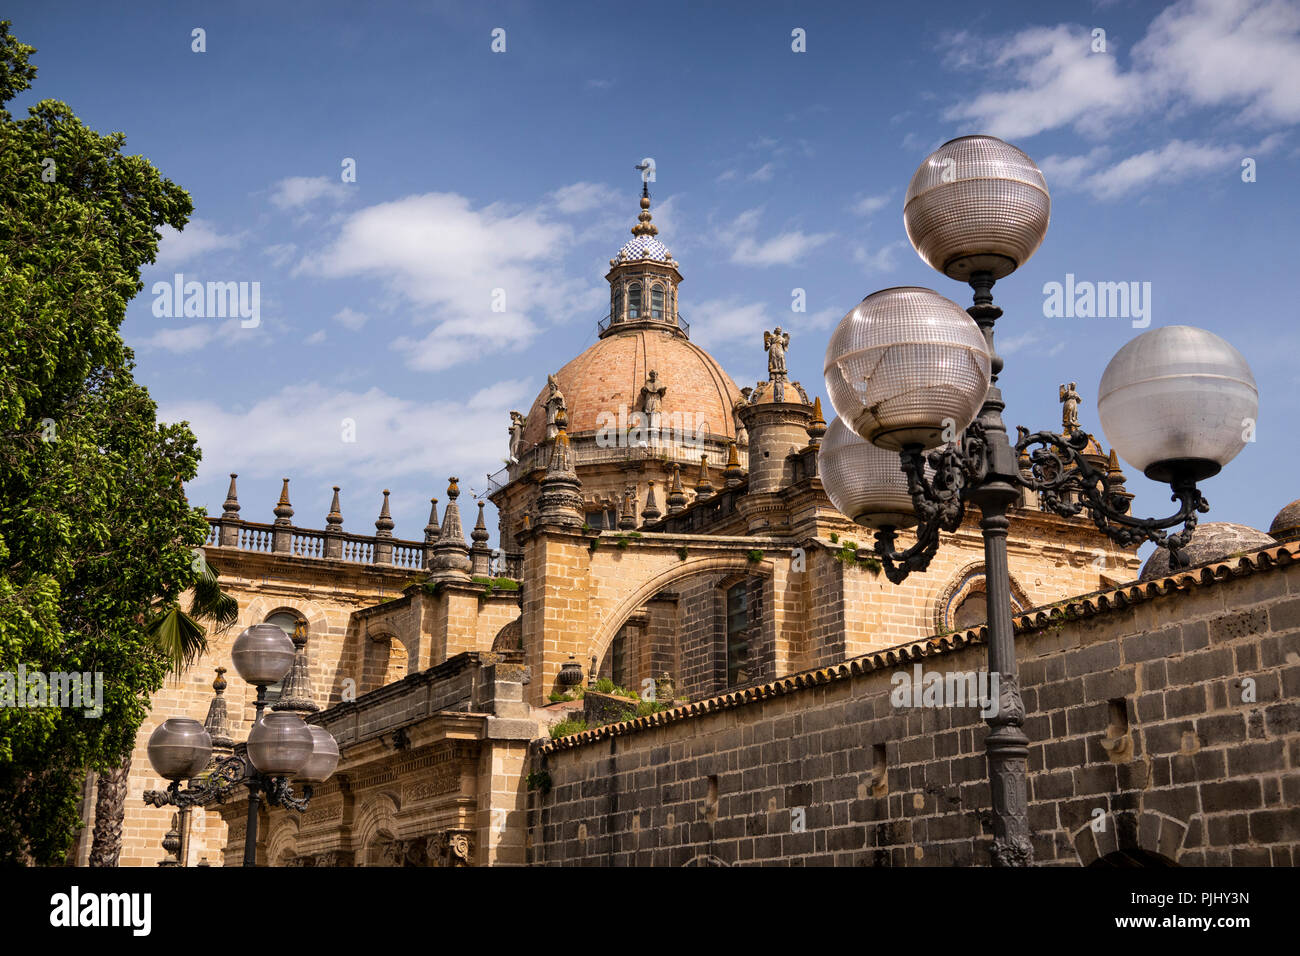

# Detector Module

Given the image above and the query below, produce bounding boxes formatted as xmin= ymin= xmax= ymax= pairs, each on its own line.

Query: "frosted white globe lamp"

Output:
xmin=1097 ymin=326 xmax=1258 ymax=483
xmin=147 ymin=718 xmax=213 ymax=781
xmin=818 ymin=418 xmax=929 ymax=529
xmin=231 ymin=623 xmax=296 ymax=687
xmin=824 ymin=287 xmax=991 ymax=450
xmin=297 ymin=725 xmax=341 ymax=783
xmin=904 ymin=135 xmax=1050 ymax=281
xmin=246 ymin=712 xmax=314 ymax=777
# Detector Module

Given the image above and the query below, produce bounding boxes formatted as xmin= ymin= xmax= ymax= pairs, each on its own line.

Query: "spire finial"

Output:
xmin=424 ymin=497 xmax=440 ymax=542
xmin=222 ymin=474 xmax=240 ymax=519
xmin=724 ymin=441 xmax=744 ymax=487
xmin=631 ymin=182 xmax=658 ymax=238
xmin=375 ymin=489 xmax=394 ymax=535
xmin=695 ymin=454 xmax=715 ymax=501
xmin=641 ymin=479 xmax=662 ymax=522
xmin=806 ymin=397 xmax=827 ymax=446
xmin=273 ymin=478 xmax=294 ymax=523
xmin=667 ymin=463 xmax=687 ymax=514
xmin=326 ymin=486 xmax=343 ymax=529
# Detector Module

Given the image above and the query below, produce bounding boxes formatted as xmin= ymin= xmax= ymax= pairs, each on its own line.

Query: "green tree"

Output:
xmin=0 ymin=21 xmax=212 ymax=864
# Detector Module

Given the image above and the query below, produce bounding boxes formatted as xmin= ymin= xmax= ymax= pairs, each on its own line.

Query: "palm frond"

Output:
xmin=189 ymin=558 xmax=238 ymax=633
xmin=144 ymin=607 xmax=208 ymax=674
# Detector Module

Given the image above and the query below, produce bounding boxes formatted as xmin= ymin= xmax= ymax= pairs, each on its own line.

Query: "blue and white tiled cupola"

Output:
xmin=602 ymin=182 xmax=687 ymax=339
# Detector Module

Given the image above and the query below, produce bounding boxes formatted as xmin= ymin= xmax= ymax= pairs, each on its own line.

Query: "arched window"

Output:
xmin=725 ymin=581 xmax=749 ymax=686
xmin=627 ymin=283 xmax=642 ymax=318
xmin=651 ymin=284 xmax=665 ymax=319
xmin=264 ymin=611 xmax=302 ymax=704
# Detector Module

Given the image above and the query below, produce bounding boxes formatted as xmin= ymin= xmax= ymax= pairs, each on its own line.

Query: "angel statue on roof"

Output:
xmin=764 ymin=327 xmax=790 ymax=380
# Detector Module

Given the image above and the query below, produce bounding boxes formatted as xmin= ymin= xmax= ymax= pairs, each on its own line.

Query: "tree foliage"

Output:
xmin=0 ymin=21 xmax=210 ymax=864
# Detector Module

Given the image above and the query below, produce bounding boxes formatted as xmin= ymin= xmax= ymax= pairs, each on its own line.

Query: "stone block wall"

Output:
xmin=528 ymin=548 xmax=1300 ymax=866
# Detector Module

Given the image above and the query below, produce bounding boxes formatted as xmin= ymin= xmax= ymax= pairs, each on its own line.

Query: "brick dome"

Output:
xmin=1270 ymin=499 xmax=1300 ymax=542
xmin=1140 ymin=521 xmax=1275 ymax=581
xmin=520 ymin=327 xmax=743 ymax=452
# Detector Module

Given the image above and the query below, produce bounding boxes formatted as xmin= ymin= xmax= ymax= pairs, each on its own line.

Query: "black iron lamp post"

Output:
xmin=142 ymin=623 xmax=340 ymax=867
xmin=819 ymin=135 xmax=1259 ymax=866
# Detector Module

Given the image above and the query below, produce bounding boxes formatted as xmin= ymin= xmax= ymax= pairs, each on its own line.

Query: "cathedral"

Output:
xmin=84 ymin=186 xmax=1300 ymax=867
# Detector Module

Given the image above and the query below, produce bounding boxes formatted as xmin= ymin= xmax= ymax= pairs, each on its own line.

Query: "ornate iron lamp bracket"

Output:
xmin=1012 ymin=426 xmax=1209 ymax=567
xmin=142 ymin=753 xmax=314 ymax=814
xmin=142 ymin=754 xmax=250 ymax=810
xmin=870 ymin=422 xmax=1210 ymax=582
xmin=871 ymin=440 xmax=971 ymax=583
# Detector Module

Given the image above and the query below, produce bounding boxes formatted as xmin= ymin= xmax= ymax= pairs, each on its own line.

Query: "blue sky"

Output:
xmin=9 ymin=0 xmax=1299 ymax=556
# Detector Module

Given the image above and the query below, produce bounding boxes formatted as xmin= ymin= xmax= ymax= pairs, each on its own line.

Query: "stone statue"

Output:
xmin=545 ymin=374 xmax=567 ymax=440
xmin=1059 ymin=382 xmax=1080 ymax=433
xmin=764 ymin=328 xmax=790 ymax=379
xmin=639 ymin=369 xmax=667 ymax=427
xmin=507 ymin=410 xmax=526 ymax=462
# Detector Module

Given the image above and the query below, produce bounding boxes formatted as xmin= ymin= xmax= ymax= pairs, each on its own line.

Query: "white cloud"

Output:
xmin=998 ymin=329 xmax=1065 ymax=358
xmin=305 ymin=329 xmax=327 ymax=345
xmin=154 ymin=219 xmax=240 ymax=266
xmin=264 ymin=243 xmax=298 ymax=268
xmin=1041 ymin=135 xmax=1281 ymax=199
xmin=726 ymin=208 xmax=833 ymax=267
xmin=944 ymin=1 xmax=1300 ymax=139
xmin=296 ymin=192 xmax=603 ymax=369
xmin=271 ymin=175 xmax=350 ymax=210
xmin=1135 ymin=0 xmax=1300 ymax=126
xmin=135 ymin=324 xmax=218 ymax=354
xmin=689 ymin=298 xmax=776 ymax=347
xmin=853 ymin=239 xmax=909 ymax=275
xmin=852 ymin=192 xmax=892 ymax=216
xmin=134 ymin=318 xmax=261 ymax=354
xmin=748 ymin=162 xmax=776 ymax=182
xmin=333 ymin=307 xmax=369 ymax=330
xmin=161 ymin=379 xmax=535 ymax=502
xmin=550 ymin=181 xmax=621 ymax=215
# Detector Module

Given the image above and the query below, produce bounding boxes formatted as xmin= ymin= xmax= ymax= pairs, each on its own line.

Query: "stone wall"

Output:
xmin=527 ymin=546 xmax=1300 ymax=866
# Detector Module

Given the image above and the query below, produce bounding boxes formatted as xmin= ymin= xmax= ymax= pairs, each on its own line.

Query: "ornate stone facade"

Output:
xmin=98 ymin=183 xmax=1300 ymax=868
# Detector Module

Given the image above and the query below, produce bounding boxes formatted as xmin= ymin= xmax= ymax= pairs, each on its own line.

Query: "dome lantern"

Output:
xmin=603 ymin=182 xmax=686 ymax=338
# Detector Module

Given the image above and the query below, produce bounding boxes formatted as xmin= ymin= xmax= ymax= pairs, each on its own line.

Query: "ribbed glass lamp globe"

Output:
xmin=231 ymin=623 xmax=296 ymax=687
xmin=297 ymin=725 xmax=340 ymax=783
xmin=1097 ymin=325 xmax=1258 ymax=483
xmin=904 ymin=135 xmax=1050 ymax=281
xmin=818 ymin=418 xmax=924 ymax=529
xmin=824 ymin=287 xmax=991 ymax=450
xmin=147 ymin=718 xmax=212 ymax=781
xmin=246 ymin=711 xmax=314 ymax=777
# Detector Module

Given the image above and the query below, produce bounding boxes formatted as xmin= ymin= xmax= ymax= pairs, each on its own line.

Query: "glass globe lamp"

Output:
xmin=1097 ymin=325 xmax=1258 ymax=483
xmin=246 ymin=711 xmax=314 ymax=777
xmin=296 ymin=725 xmax=340 ymax=783
xmin=904 ymin=135 xmax=1050 ymax=281
xmin=818 ymin=417 xmax=930 ymax=529
xmin=147 ymin=718 xmax=213 ymax=781
xmin=824 ymin=287 xmax=991 ymax=450
xmin=231 ymin=623 xmax=296 ymax=687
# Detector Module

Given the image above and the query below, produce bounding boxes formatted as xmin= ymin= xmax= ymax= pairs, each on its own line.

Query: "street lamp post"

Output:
xmin=142 ymin=623 xmax=340 ymax=867
xmin=820 ymin=135 xmax=1258 ymax=866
